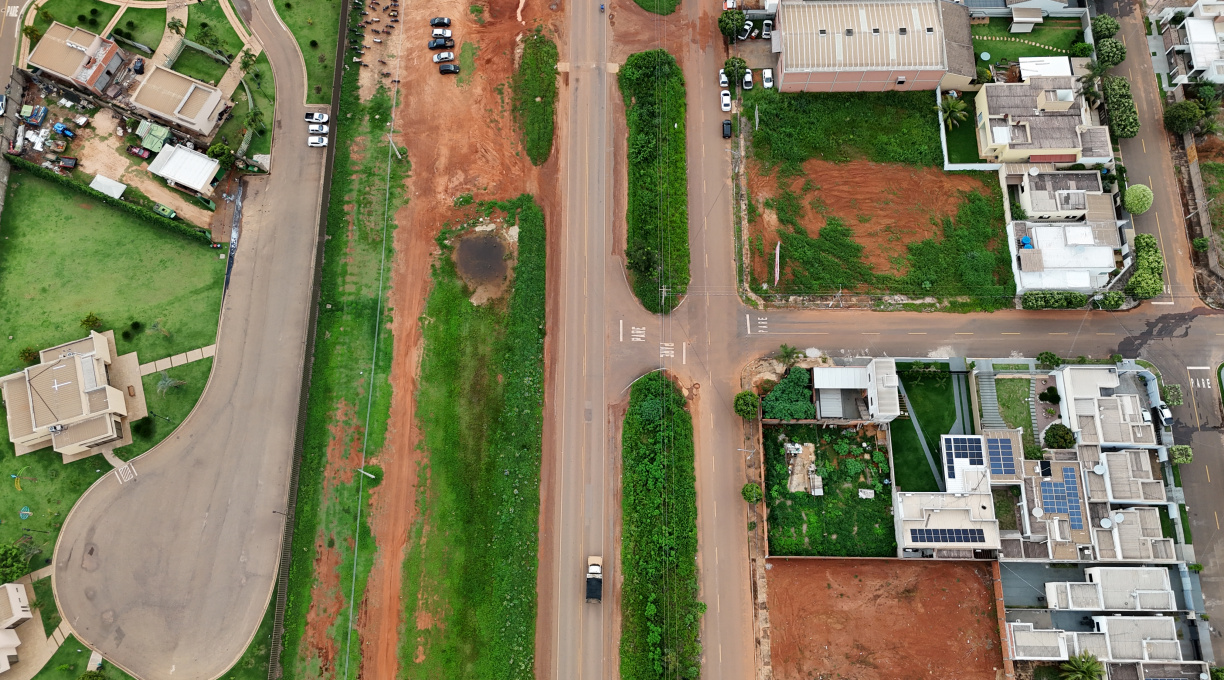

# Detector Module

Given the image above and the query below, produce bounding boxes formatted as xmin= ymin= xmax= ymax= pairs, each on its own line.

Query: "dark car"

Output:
xmin=440 ymin=64 xmax=461 ymax=74
xmin=430 ymin=16 xmax=451 ymax=26
xmin=722 ymin=119 xmax=732 ymax=138
xmin=428 ymin=37 xmax=455 ymax=49
xmin=127 ymin=145 xmax=151 ymax=159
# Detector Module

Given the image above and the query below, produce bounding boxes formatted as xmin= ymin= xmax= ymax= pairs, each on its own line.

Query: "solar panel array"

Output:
xmin=1040 ymin=466 xmax=1084 ymax=530
xmin=910 ymin=528 xmax=987 ymax=543
xmin=943 ymin=436 xmax=984 ymax=479
xmin=987 ymin=437 xmax=1016 ymax=476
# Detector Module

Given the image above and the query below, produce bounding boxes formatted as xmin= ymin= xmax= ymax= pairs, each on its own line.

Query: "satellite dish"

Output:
xmin=1032 ymin=507 xmax=1044 ymax=517
xmin=1114 ymin=513 xmax=1125 ymax=524
xmin=1093 ymin=464 xmax=1107 ymax=475
xmin=1100 ymin=518 xmax=1112 ymax=529
xmin=1029 ymin=167 xmax=1040 ymax=176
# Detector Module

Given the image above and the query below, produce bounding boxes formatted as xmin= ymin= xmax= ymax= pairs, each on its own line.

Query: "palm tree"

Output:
xmin=775 ymin=344 xmax=803 ymax=367
xmin=936 ymin=95 xmax=969 ymax=131
xmin=167 ymin=17 xmax=184 ymax=36
xmin=1078 ymin=60 xmax=1109 ymax=90
xmin=1059 ymin=651 xmax=1104 ymax=680
xmin=1080 ymin=83 xmax=1101 ymax=109
xmin=156 ymin=370 xmax=186 ymax=396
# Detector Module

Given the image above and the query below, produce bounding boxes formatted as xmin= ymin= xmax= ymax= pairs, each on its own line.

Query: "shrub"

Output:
xmin=131 ymin=417 xmax=155 ymax=438
xmin=1165 ymin=100 xmax=1204 ymax=135
xmin=87 ymin=17 xmax=97 ymax=25
xmin=1096 ymin=38 xmax=1127 ymax=68
xmin=762 ymin=367 xmax=815 ymax=420
xmin=89 ymin=7 xmax=98 ymax=15
xmin=1111 ymin=353 xmax=1123 ymax=363
xmin=1189 ymin=562 xmax=1205 ymax=573
xmin=206 ymin=142 xmax=235 ymax=169
xmin=1021 ymin=290 xmax=1088 ymax=309
xmin=125 ymin=19 xmax=135 ymax=28
xmin=78 ymin=671 xmax=107 ymax=680
xmin=18 ymin=347 xmax=38 ymax=364
xmin=130 ymin=320 xmax=145 ymax=332
xmin=1092 ymin=13 xmax=1120 ymax=39
xmin=1194 ymin=236 xmax=1210 ymax=252
xmin=76 ymin=13 xmax=86 ymax=21
xmin=1038 ymin=386 xmax=1061 ymax=404
xmin=121 ymin=329 xmax=132 ymax=341
xmin=734 ymin=390 xmax=760 ymax=418
xmin=80 ymin=312 xmax=103 ymax=330
xmin=0 ymin=544 xmax=25 ymax=583
xmin=309 ymin=39 xmax=318 ymax=48
xmin=1162 ymin=383 xmax=1184 ymax=406
xmin=1095 ymin=291 xmax=1125 ymax=309
xmin=1126 ymin=232 xmax=1165 ymax=299
xmin=514 ymin=31 xmax=560 ymax=165
xmin=1037 ymin=351 xmax=1063 ymax=367
xmin=1170 ymin=445 xmax=1194 ymax=464
xmin=1124 ymin=183 xmax=1154 ymax=215
xmin=1104 ymin=76 xmax=1140 ymax=138
xmin=741 ymin=483 xmax=764 ymax=504
xmin=1044 ymin=423 xmax=1076 ymax=449
xmin=1069 ymin=42 xmax=1094 ymax=58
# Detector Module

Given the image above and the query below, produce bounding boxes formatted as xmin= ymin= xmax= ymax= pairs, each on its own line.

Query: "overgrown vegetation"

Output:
xmin=765 ymin=425 xmax=896 ymax=556
xmin=1126 ymin=233 xmax=1164 ymax=299
xmin=1104 ymin=76 xmax=1140 ymax=138
xmin=620 ymin=372 xmax=703 ymax=678
xmin=619 ymin=50 xmax=689 ymax=313
xmin=1044 ymin=422 xmax=1076 ymax=449
xmin=996 ymin=378 xmax=1035 ymax=449
xmin=513 ymin=30 xmax=559 ymax=165
xmin=1021 ymin=290 xmax=1088 ymax=309
xmin=762 ymin=367 xmax=814 ymax=420
xmin=628 ymin=0 xmax=680 ymax=16
xmin=993 ymin=487 xmax=1020 ymax=531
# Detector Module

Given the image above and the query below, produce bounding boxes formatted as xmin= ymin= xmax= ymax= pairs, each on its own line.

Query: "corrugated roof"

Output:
xmin=147 ymin=144 xmax=221 ymax=193
xmin=0 ymin=376 xmax=34 ymax=439
xmin=26 ymin=358 xmax=84 ymax=428
xmin=780 ymin=0 xmax=949 ymax=72
xmin=811 ymin=366 xmax=869 ymax=389
xmin=89 ymin=175 xmax=127 ymax=199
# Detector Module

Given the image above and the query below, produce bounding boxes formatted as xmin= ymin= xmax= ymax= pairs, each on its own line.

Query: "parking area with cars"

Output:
xmin=305 ymin=111 xmax=330 ymax=147
xmin=430 ymin=17 xmax=461 ymax=74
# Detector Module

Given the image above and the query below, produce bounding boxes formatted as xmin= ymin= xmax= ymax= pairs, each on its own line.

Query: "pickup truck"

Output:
xmin=586 ymin=556 xmax=603 ymax=603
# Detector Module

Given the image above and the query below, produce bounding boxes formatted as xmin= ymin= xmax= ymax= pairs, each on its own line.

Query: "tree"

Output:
xmin=626 ymin=242 xmax=657 ymax=276
xmin=245 ymin=107 xmax=265 ymax=133
xmin=762 ymin=367 xmax=815 ymax=420
xmin=1037 ymin=351 xmax=1063 ymax=367
xmin=1096 ymin=38 xmax=1127 ymax=69
xmin=18 ymin=347 xmax=38 ymax=364
xmin=1091 ymin=13 xmax=1120 ymax=39
xmin=1038 ymin=386 xmax=1061 ymax=404
xmin=937 ymin=95 xmax=969 ymax=131
xmin=1124 ymin=183 xmax=1154 ymax=214
xmin=775 ymin=343 xmax=802 ymax=367
xmin=1094 ymin=291 xmax=1124 ymax=310
xmin=21 ymin=25 xmax=42 ymax=43
xmin=80 ymin=312 xmax=103 ymax=331
xmin=1060 ymin=651 xmax=1104 ymax=680
xmin=1162 ymin=383 xmax=1184 ymax=406
xmin=167 ymin=16 xmax=184 ymax=36
xmin=734 ymin=390 xmax=759 ymax=418
xmin=741 ymin=483 xmax=764 ymax=504
xmin=156 ymin=370 xmax=186 ymax=396
xmin=78 ymin=672 xmax=108 ymax=680
xmin=719 ymin=9 xmax=745 ymax=41
xmin=240 ymin=47 xmax=257 ymax=72
xmin=1079 ymin=60 xmax=1109 ymax=89
xmin=1194 ymin=236 xmax=1210 ymax=252
xmin=1164 ymin=100 xmax=1204 ymax=135
xmin=0 ymin=544 xmax=25 ymax=583
xmin=976 ymin=65 xmax=992 ymax=84
xmin=1170 ymin=445 xmax=1194 ymax=465
xmin=207 ymin=142 xmax=235 ymax=168
xmin=195 ymin=23 xmax=223 ymax=53
xmin=723 ymin=56 xmax=747 ymax=84
xmin=1104 ymin=76 xmax=1140 ymax=138
xmin=1044 ymin=423 xmax=1077 ymax=450
xmin=1069 ymin=42 xmax=1094 ymax=58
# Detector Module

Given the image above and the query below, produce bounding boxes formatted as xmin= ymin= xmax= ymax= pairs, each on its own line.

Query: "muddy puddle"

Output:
xmin=455 ymin=232 xmax=508 ymax=286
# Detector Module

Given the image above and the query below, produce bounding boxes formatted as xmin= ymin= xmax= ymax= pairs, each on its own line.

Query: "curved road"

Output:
xmin=51 ymin=2 xmax=327 ymax=678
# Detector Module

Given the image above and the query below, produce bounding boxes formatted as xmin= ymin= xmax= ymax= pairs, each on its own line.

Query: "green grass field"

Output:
xmin=187 ymin=0 xmax=245 ymax=56
xmin=890 ymin=416 xmax=940 ymax=492
xmin=112 ymin=359 xmax=213 ymax=462
xmin=993 ymin=487 xmax=1019 ymax=530
xmin=113 ymin=6 xmax=165 ymax=52
xmin=898 ymin=363 xmax=958 ymax=454
xmin=629 ymin=0 xmax=679 ymax=15
xmin=456 ymin=41 xmax=478 ymax=86
xmin=944 ymin=98 xmax=980 ymax=164
xmin=996 ymin=378 xmax=1035 ymax=445
xmin=276 ymin=0 xmax=339 ymax=103
xmin=216 ymin=53 xmax=276 ymax=157
xmin=31 ymin=0 xmax=119 ymax=39
xmin=31 ymin=576 xmax=59 ymax=637
xmin=171 ymin=47 xmax=229 ymax=85
xmin=971 ymin=17 xmax=1081 ymax=63
xmin=1181 ymin=503 xmax=1194 ymax=544
xmin=31 ymin=636 xmax=135 ymax=680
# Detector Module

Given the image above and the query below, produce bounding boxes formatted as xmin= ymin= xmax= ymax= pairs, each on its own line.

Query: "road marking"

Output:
xmin=862 ymin=332 xmax=879 ymax=335
xmin=631 ymin=326 xmax=645 ymax=342
xmin=1048 ymin=332 xmax=1069 ymax=335
xmin=682 ymin=341 xmax=687 ymax=365
xmin=660 ymin=342 xmax=675 ymax=358
xmin=1188 ymin=366 xmax=1212 ymax=370
xmin=746 ymin=313 xmax=751 ymax=334
xmin=1095 ymin=333 xmax=1115 ymax=336
xmin=1216 ymin=511 xmax=1220 ymax=531
xmin=757 ymin=316 xmax=769 ymax=333
xmin=619 ymin=319 xmax=623 ymax=342
xmin=1207 ymin=465 xmax=1211 ymax=483
xmin=1142 ymin=139 xmax=1146 ymax=153
xmin=955 ymin=332 xmax=973 ymax=335
xmin=908 ymin=332 xmax=926 ymax=335
xmin=1150 ymin=301 xmax=1176 ymax=305
xmin=1188 ymin=368 xmax=1202 ymax=429
xmin=1001 ymin=332 xmax=1020 ymax=335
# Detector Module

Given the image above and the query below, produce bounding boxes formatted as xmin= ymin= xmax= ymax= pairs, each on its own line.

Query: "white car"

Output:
xmin=308 ymin=136 xmax=328 ymax=147
xmin=762 ymin=68 xmax=774 ymax=89
xmin=432 ymin=28 xmax=452 ymax=38
xmin=433 ymin=51 xmax=455 ymax=63
xmin=304 ymin=112 xmax=329 ymax=123
xmin=723 ymin=0 xmax=735 ymax=8
xmin=719 ymin=69 xmax=728 ymax=87
xmin=742 ymin=69 xmax=753 ymax=90
xmin=762 ymin=19 xmax=773 ymax=38
xmin=308 ymin=124 xmax=329 ymax=134
xmin=720 ymin=89 xmax=731 ymax=111
xmin=737 ymin=20 xmax=752 ymax=40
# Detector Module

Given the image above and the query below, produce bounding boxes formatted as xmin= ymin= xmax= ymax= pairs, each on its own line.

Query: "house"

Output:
xmin=26 ymin=22 xmax=127 ymax=97
xmin=1007 ymin=615 xmax=1207 ymax=675
xmin=774 ymin=0 xmax=976 ymax=92
xmin=128 ymin=65 xmax=229 ymax=138
xmin=1150 ymin=0 xmax=1224 ymax=86
xmin=1010 ymin=221 xmax=1124 ymax=292
xmin=0 ymin=583 xmax=31 ymax=674
xmin=0 ymin=331 xmax=147 ymax=463
xmin=810 ymin=358 xmax=900 ymax=423
xmin=974 ymin=76 xmax=1113 ymax=164
xmin=1045 ymin=567 xmax=1176 ymax=611
xmin=147 ymin=144 xmax=222 ymax=197
xmin=1053 ymin=365 xmax=1159 ymax=449
xmin=1015 ymin=169 xmax=1109 ymax=221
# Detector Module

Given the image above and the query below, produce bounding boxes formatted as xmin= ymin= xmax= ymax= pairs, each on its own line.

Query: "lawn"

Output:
xmin=31 ymin=635 xmax=135 ymax=680
xmin=1199 ymin=162 xmax=1224 ymax=237
xmin=993 ymin=487 xmax=1019 ymax=530
xmin=898 ymin=362 xmax=958 ymax=454
xmin=277 ymin=0 xmax=339 ymax=103
xmin=223 ymin=585 xmax=275 ymax=680
xmin=216 ymin=52 xmax=275 ymax=157
xmin=112 ymin=359 xmax=213 ymax=462
xmin=765 ymin=425 xmax=897 ymax=557
xmin=112 ymin=6 xmax=165 ymax=53
xmin=944 ymin=97 xmax=980 ymax=164
xmin=629 ymin=0 xmax=680 ymax=15
xmin=995 ymin=378 xmax=1035 ymax=446
xmin=513 ymin=31 xmax=558 ymax=165
xmin=31 ymin=0 xmax=119 ymax=39
xmin=456 ymin=41 xmax=478 ymax=86
xmin=171 ymin=47 xmax=229 ymax=85
xmin=187 ymin=0 xmax=245 ymax=57
xmin=890 ymin=416 xmax=940 ymax=492
xmin=0 ymin=171 xmax=224 ymax=376
xmin=1159 ymin=505 xmax=1176 ymax=539
xmin=31 ymin=576 xmax=59 ymax=637
xmin=971 ymin=17 xmax=1082 ymax=63
xmin=1181 ymin=503 xmax=1193 ymax=544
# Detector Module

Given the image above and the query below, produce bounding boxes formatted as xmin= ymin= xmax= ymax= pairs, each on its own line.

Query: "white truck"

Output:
xmin=586 ymin=556 xmax=603 ymax=603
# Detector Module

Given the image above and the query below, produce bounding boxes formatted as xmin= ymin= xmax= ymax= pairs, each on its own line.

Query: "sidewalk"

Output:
xmin=139 ymin=343 xmax=216 ymax=375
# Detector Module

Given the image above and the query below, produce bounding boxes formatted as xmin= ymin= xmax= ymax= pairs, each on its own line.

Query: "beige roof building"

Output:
xmin=1045 ymin=567 xmax=1176 ymax=611
xmin=1007 ymin=616 xmax=1205 ymax=673
xmin=129 ymin=64 xmax=228 ymax=137
xmin=0 ymin=584 xmax=31 ymax=631
xmin=0 ymin=331 xmax=147 ymax=462
xmin=26 ymin=22 xmax=126 ymax=96
xmin=1055 ymin=366 xmax=1158 ymax=447
xmin=974 ymin=76 xmax=1114 ymax=164
xmin=810 ymin=358 xmax=900 ymax=423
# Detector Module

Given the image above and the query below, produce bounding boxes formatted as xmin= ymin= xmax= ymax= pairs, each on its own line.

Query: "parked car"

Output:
xmin=153 ymin=203 xmax=176 ymax=219
xmin=430 ymin=16 xmax=451 ymax=26
xmin=1154 ymin=403 xmax=1174 ymax=426
xmin=308 ymin=124 xmax=329 ymax=134
xmin=304 ymin=112 xmax=329 ymax=123
xmin=127 ymin=145 xmax=151 ymax=159
xmin=308 ymin=136 xmax=328 ymax=147
xmin=742 ymin=69 xmax=753 ymax=90
xmin=762 ymin=68 xmax=774 ymax=88
xmin=723 ymin=0 xmax=735 ymax=8
xmin=762 ymin=19 xmax=773 ymax=38
xmin=722 ymin=119 xmax=732 ymax=138
xmin=719 ymin=68 xmax=728 ymax=87
xmin=432 ymin=28 xmax=452 ymax=38
xmin=433 ymin=51 xmax=455 ymax=63
xmin=737 ymin=20 xmax=752 ymax=40
xmin=720 ymin=89 xmax=731 ymax=111
xmin=440 ymin=64 xmax=461 ymax=74
xmin=429 ymin=37 xmax=455 ymax=49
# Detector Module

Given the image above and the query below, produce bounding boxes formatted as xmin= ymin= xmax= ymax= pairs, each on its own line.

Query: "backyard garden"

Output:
xmin=111 ymin=7 xmax=166 ymax=53
xmin=944 ymin=96 xmax=981 ymax=164
xmin=215 ymin=52 xmax=276 ymax=157
xmin=970 ymin=17 xmax=1083 ymax=63
xmin=764 ymin=424 xmax=897 ymax=557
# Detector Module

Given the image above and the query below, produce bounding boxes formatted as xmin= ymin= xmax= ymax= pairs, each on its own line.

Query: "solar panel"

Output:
xmin=987 ymin=437 xmax=1016 ymax=476
xmin=1040 ymin=467 xmax=1084 ymax=530
xmin=909 ymin=528 xmax=986 ymax=543
xmin=942 ymin=436 xmax=985 ymax=479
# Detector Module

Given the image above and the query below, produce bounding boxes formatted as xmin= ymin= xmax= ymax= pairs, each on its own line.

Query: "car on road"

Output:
xmin=430 ymin=16 xmax=451 ymax=26
xmin=308 ymin=136 xmax=328 ymax=147
xmin=308 ymin=124 xmax=329 ymax=134
xmin=433 ymin=51 xmax=455 ymax=63
xmin=304 ymin=112 xmax=329 ymax=123
xmin=719 ymin=68 xmax=728 ymax=87
xmin=722 ymin=119 xmax=732 ymax=138
xmin=762 ymin=19 xmax=773 ymax=38
xmin=720 ymin=89 xmax=731 ymax=111
xmin=763 ymin=68 xmax=774 ymax=88
xmin=742 ymin=69 xmax=753 ymax=90
xmin=429 ymin=37 xmax=455 ymax=49
xmin=737 ymin=20 xmax=752 ymax=40
xmin=586 ymin=556 xmax=603 ymax=603
xmin=440 ymin=64 xmax=461 ymax=74
xmin=432 ymin=28 xmax=452 ymax=38
xmin=127 ymin=145 xmax=151 ymax=159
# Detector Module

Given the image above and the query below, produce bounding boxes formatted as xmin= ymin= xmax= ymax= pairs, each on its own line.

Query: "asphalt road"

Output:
xmin=50 ymin=1 xmax=328 ymax=677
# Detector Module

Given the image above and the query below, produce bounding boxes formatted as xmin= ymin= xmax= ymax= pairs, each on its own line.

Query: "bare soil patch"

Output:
xmin=746 ymin=159 xmax=990 ymax=282
xmin=767 ymin=558 xmax=1003 ymax=680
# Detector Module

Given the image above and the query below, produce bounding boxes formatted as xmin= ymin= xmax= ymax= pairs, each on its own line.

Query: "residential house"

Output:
xmin=1150 ymin=0 xmax=1224 ymax=86
xmin=974 ymin=76 xmax=1113 ymax=164
xmin=147 ymin=144 xmax=222 ymax=198
xmin=128 ymin=65 xmax=230 ymax=139
xmin=810 ymin=358 xmax=901 ymax=423
xmin=0 ymin=584 xmax=31 ymax=674
xmin=27 ymin=22 xmax=127 ymax=97
xmin=1045 ymin=567 xmax=1176 ymax=611
xmin=1007 ymin=615 xmax=1207 ymax=677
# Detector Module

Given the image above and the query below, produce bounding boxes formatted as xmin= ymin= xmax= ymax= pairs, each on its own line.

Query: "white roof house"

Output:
xmin=1008 ymin=616 xmax=1201 ymax=667
xmin=1045 ymin=567 xmax=1176 ymax=611
xmin=1011 ymin=222 xmax=1123 ymax=293
xmin=1018 ymin=56 xmax=1073 ymax=79
xmin=810 ymin=358 xmax=900 ymax=423
xmin=147 ymin=144 xmax=220 ymax=195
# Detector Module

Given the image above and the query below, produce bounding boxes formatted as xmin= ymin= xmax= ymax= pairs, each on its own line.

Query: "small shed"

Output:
xmin=147 ymin=144 xmax=220 ymax=195
xmin=89 ymin=175 xmax=128 ymax=199
xmin=140 ymin=122 xmax=172 ymax=152
xmin=1009 ymin=8 xmax=1044 ymax=33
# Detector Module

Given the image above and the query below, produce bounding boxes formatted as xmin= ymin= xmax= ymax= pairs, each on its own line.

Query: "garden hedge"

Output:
xmin=1125 ymin=233 xmax=1164 ymax=299
xmin=4 ymin=155 xmax=212 ymax=244
xmin=1104 ymin=76 xmax=1140 ymax=138
xmin=1021 ymin=290 xmax=1088 ymax=310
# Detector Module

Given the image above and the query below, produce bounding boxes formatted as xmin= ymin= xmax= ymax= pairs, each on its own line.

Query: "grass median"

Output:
xmin=277 ymin=0 xmax=339 ymax=103
xmin=513 ymin=29 xmax=558 ymax=165
xmin=621 ymin=371 xmax=703 ymax=676
xmin=31 ymin=0 xmax=119 ymax=39
xmin=619 ymin=49 xmax=689 ymax=313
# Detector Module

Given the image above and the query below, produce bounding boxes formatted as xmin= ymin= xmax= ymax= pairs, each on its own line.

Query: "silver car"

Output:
xmin=432 ymin=28 xmax=452 ymax=38
xmin=308 ymin=124 xmax=329 ymax=134
xmin=433 ymin=51 xmax=455 ymax=63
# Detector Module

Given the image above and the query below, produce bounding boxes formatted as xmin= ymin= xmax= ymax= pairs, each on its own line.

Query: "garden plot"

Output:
xmin=767 ymin=558 xmax=1005 ymax=680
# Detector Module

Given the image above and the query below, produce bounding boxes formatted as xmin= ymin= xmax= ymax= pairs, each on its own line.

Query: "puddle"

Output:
xmin=455 ymin=232 xmax=507 ymax=287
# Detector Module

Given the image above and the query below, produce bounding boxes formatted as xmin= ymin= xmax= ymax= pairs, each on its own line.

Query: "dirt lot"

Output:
xmin=747 ymin=159 xmax=991 ymax=281
xmin=767 ymin=558 xmax=1004 ymax=680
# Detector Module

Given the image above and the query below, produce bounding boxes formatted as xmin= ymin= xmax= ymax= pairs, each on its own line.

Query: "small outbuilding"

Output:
xmin=147 ymin=144 xmax=220 ymax=197
xmin=89 ymin=174 xmax=128 ymax=199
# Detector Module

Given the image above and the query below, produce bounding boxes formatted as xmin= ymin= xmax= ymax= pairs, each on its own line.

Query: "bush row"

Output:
xmin=513 ymin=30 xmax=559 ymax=166
xmin=1104 ymin=76 xmax=1140 ymax=139
xmin=5 ymin=154 xmax=211 ymax=244
xmin=619 ymin=49 xmax=690 ymax=313
xmin=621 ymin=371 xmax=703 ymax=678
xmin=1021 ymin=290 xmax=1088 ymax=309
xmin=1126 ymin=232 xmax=1165 ymax=299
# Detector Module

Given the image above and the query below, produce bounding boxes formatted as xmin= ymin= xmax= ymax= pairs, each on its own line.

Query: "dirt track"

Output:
xmin=767 ymin=558 xmax=1003 ymax=680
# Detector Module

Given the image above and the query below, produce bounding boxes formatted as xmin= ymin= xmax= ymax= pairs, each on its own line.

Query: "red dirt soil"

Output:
xmin=356 ymin=0 xmax=564 ymax=676
xmin=767 ymin=558 xmax=1004 ymax=680
xmin=746 ymin=160 xmax=990 ymax=282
